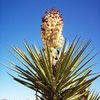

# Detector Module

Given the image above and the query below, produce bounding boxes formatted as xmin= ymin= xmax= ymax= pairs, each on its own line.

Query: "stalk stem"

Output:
xmin=53 ymin=95 xmax=57 ymax=100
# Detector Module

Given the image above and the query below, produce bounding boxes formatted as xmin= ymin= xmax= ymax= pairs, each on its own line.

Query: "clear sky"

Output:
xmin=0 ymin=0 xmax=100 ymax=100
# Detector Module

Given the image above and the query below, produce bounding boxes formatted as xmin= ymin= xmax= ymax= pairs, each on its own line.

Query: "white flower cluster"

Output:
xmin=41 ymin=8 xmax=64 ymax=58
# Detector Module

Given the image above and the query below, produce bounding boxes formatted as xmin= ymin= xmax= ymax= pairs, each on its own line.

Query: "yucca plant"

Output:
xmin=8 ymin=8 xmax=100 ymax=100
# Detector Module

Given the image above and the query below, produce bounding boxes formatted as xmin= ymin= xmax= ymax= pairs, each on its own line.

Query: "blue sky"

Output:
xmin=0 ymin=0 xmax=100 ymax=100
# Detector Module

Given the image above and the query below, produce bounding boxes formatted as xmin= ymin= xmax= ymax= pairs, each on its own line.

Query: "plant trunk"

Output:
xmin=53 ymin=95 xmax=57 ymax=100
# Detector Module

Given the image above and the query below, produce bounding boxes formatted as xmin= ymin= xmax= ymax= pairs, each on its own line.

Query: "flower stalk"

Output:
xmin=41 ymin=8 xmax=64 ymax=61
